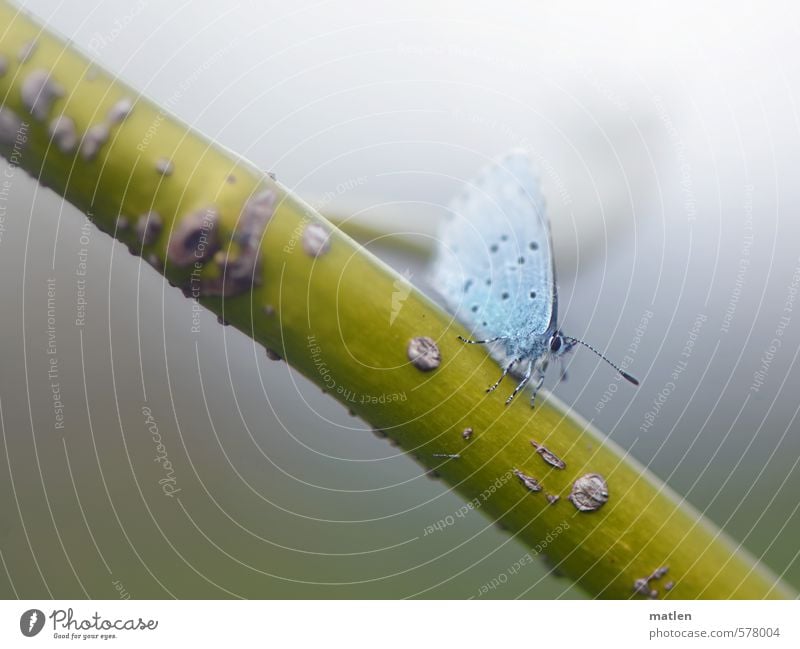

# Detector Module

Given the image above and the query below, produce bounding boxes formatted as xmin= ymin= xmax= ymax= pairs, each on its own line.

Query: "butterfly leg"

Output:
xmin=557 ymin=357 xmax=569 ymax=383
xmin=486 ymin=359 xmax=516 ymax=393
xmin=529 ymin=374 xmax=546 ymax=406
xmin=505 ymin=360 xmax=533 ymax=405
xmin=457 ymin=335 xmax=504 ymax=345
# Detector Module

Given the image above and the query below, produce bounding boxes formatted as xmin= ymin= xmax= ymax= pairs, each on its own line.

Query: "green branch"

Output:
xmin=0 ymin=1 xmax=793 ymax=599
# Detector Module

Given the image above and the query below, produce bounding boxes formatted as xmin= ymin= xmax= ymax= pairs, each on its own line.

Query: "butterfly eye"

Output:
xmin=550 ymin=335 xmax=562 ymax=352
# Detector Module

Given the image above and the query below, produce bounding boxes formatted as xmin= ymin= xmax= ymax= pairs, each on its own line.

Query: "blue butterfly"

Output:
xmin=431 ymin=150 xmax=638 ymax=406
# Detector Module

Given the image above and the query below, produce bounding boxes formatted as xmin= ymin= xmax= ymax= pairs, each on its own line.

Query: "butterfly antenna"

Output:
xmin=562 ymin=336 xmax=639 ymax=385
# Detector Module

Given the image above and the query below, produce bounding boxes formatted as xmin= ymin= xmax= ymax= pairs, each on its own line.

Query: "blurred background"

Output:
xmin=1 ymin=0 xmax=799 ymax=598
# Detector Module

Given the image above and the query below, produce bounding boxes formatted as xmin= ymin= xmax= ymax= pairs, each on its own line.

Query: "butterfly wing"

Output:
xmin=431 ymin=151 xmax=557 ymax=350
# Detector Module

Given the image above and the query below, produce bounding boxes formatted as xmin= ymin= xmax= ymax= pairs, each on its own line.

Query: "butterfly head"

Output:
xmin=548 ymin=331 xmax=576 ymax=357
